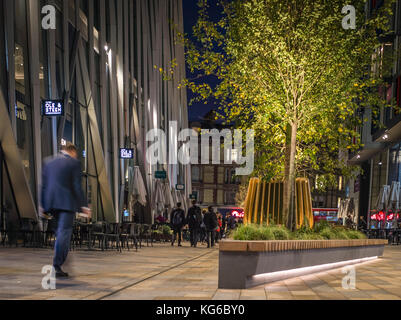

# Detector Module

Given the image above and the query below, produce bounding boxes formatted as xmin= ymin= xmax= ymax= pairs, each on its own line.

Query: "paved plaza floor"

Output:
xmin=1 ymin=242 xmax=401 ymax=300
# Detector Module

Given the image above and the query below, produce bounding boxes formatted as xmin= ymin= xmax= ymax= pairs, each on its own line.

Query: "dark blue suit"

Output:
xmin=41 ymin=152 xmax=87 ymax=270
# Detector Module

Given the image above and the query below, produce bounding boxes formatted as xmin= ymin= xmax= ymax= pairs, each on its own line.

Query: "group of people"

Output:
xmin=165 ymin=200 xmax=238 ymax=248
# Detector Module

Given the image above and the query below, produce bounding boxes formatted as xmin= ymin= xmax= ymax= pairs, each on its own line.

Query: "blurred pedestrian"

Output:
xmin=41 ymin=142 xmax=91 ymax=278
xmin=227 ymin=213 xmax=236 ymax=231
xmin=200 ymin=209 xmax=207 ymax=244
xmin=170 ymin=202 xmax=185 ymax=246
xmin=156 ymin=213 xmax=166 ymax=225
xmin=203 ymin=206 xmax=218 ymax=248
xmin=221 ymin=213 xmax=227 ymax=238
xmin=187 ymin=200 xmax=202 ymax=247
xmin=215 ymin=213 xmax=223 ymax=243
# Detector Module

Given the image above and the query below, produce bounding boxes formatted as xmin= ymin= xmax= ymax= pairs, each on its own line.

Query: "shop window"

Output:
xmin=225 ymin=191 xmax=236 ymax=205
xmin=217 ymin=167 xmax=224 ymax=184
xmin=203 ymin=189 xmax=214 ymax=203
xmin=203 ymin=166 xmax=214 ymax=184
xmin=14 ymin=44 xmax=25 ymax=95
xmin=192 ymin=166 xmax=201 ymax=182
xmin=217 ymin=190 xmax=223 ymax=204
xmin=225 ymin=168 xmax=239 ymax=184
xmin=14 ymin=0 xmax=30 ymax=100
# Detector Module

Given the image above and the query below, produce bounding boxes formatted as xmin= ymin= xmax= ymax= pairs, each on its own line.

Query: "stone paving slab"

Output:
xmin=1 ymin=243 xmax=401 ymax=299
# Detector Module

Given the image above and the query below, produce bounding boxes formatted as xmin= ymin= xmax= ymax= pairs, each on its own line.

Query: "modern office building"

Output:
xmin=0 ymin=0 xmax=191 ymax=228
xmin=347 ymin=0 xmax=401 ymax=224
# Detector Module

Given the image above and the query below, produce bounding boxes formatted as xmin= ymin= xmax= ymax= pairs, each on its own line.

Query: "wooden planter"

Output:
xmin=218 ymin=239 xmax=387 ymax=289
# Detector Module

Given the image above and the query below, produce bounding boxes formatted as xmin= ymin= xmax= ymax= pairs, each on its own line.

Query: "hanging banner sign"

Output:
xmin=42 ymin=100 xmax=64 ymax=116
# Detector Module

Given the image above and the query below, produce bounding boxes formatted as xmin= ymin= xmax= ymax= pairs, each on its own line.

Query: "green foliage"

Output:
xmin=161 ymin=225 xmax=173 ymax=236
xmin=233 ymin=224 xmax=275 ymax=240
xmin=346 ymin=230 xmax=367 ymax=240
xmin=178 ymin=0 xmax=396 ymax=184
xmin=269 ymin=225 xmax=291 ymax=240
xmin=232 ymin=223 xmax=366 ymax=240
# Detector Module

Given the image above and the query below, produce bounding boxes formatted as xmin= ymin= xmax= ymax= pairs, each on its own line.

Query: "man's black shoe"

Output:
xmin=55 ymin=270 xmax=69 ymax=278
xmin=178 ymin=244 xmax=182 ymax=247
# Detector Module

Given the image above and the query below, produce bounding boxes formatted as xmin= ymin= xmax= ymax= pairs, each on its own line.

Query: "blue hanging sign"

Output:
xmin=42 ymin=100 xmax=64 ymax=116
xmin=120 ymin=148 xmax=134 ymax=159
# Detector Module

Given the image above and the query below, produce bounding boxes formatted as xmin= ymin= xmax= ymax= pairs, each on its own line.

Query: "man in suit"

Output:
xmin=41 ymin=142 xmax=91 ymax=278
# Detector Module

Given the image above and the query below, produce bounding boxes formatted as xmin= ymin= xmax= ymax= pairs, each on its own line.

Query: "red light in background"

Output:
xmin=231 ymin=210 xmax=244 ymax=218
xmin=387 ymin=213 xmax=394 ymax=221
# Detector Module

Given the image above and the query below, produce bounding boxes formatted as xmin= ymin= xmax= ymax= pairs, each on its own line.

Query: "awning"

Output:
xmin=152 ymin=179 xmax=165 ymax=214
xmin=387 ymin=181 xmax=400 ymax=212
xmin=128 ymin=166 xmax=147 ymax=207
xmin=375 ymin=185 xmax=390 ymax=211
xmin=163 ymin=181 xmax=175 ymax=209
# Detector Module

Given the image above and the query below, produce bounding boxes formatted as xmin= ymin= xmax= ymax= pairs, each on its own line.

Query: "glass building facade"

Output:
xmin=0 ymin=0 xmax=191 ymax=226
xmin=347 ymin=0 xmax=401 ymax=224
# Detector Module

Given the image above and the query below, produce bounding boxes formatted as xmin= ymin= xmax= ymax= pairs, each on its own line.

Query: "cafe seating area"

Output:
xmin=0 ymin=215 xmax=175 ymax=252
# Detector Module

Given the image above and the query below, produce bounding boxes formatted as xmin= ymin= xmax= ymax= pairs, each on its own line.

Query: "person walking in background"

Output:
xmin=221 ymin=213 xmax=227 ymax=239
xmin=170 ymin=202 xmax=186 ymax=246
xmin=41 ymin=142 xmax=91 ymax=278
xmin=187 ymin=200 xmax=202 ymax=248
xmin=200 ymin=209 xmax=207 ymax=244
xmin=203 ymin=206 xmax=218 ymax=248
xmin=215 ymin=213 xmax=223 ymax=243
xmin=227 ymin=213 xmax=236 ymax=231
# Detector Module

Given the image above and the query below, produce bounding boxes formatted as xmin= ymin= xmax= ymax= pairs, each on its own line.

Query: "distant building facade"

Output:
xmin=190 ymin=118 xmax=246 ymax=208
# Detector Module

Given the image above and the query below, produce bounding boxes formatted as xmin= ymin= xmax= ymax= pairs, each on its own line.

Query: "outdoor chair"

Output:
xmin=20 ymin=218 xmax=41 ymax=247
xmin=133 ymin=223 xmax=142 ymax=248
xmin=44 ymin=217 xmax=57 ymax=248
xmin=70 ymin=222 xmax=83 ymax=251
xmin=129 ymin=223 xmax=139 ymax=250
xmin=104 ymin=223 xmax=121 ymax=252
xmin=140 ymin=224 xmax=153 ymax=247
xmin=119 ymin=223 xmax=132 ymax=251
xmin=92 ymin=221 xmax=106 ymax=251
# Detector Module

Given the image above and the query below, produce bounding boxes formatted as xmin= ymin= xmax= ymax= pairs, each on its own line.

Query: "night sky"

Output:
xmin=183 ymin=0 xmax=221 ymax=123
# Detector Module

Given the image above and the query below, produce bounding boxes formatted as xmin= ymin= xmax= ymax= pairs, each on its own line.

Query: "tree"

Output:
xmin=180 ymin=0 xmax=395 ymax=230
xmin=235 ymin=183 xmax=249 ymax=208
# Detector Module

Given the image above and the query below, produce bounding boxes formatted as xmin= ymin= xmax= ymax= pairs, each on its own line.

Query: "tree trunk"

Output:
xmin=283 ymin=122 xmax=297 ymax=231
